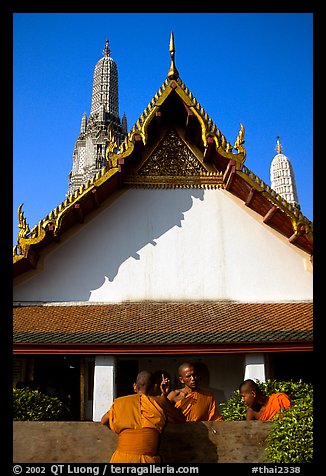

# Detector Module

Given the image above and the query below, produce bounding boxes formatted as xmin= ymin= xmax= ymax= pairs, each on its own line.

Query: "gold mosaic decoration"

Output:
xmin=124 ymin=129 xmax=224 ymax=189
xmin=138 ymin=130 xmax=207 ymax=176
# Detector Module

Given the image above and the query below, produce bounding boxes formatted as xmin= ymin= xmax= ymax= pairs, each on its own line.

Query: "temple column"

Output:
xmin=244 ymin=353 xmax=266 ymax=382
xmin=92 ymin=355 xmax=116 ymax=422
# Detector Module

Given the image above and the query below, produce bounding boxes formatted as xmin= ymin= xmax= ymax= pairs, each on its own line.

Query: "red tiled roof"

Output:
xmin=13 ymin=301 xmax=313 ymax=350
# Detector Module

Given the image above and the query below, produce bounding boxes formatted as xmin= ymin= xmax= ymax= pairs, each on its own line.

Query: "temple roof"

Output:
xmin=13 ymin=301 xmax=312 ymax=354
xmin=13 ymin=33 xmax=313 ymax=278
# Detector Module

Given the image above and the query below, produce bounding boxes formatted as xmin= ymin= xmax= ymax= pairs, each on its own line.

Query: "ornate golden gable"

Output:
xmin=123 ymin=128 xmax=223 ymax=189
xmin=13 ymin=32 xmax=313 ymax=273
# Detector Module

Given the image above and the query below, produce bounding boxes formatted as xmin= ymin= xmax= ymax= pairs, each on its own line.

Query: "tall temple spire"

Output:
xmin=167 ymin=32 xmax=179 ymax=80
xmin=270 ymin=137 xmax=300 ymax=210
xmin=67 ymin=39 xmax=127 ymax=196
xmin=90 ymin=38 xmax=119 ymax=118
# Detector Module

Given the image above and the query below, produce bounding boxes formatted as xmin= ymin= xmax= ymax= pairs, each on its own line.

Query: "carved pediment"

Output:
xmin=139 ymin=129 xmax=206 ymax=176
xmin=124 ymin=129 xmax=223 ymax=188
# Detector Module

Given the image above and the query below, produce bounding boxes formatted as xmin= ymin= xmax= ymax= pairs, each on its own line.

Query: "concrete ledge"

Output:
xmin=13 ymin=421 xmax=273 ymax=463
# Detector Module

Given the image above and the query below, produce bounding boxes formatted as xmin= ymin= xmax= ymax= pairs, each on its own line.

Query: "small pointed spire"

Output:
xmin=122 ymin=112 xmax=128 ymax=134
xmin=167 ymin=32 xmax=179 ymax=80
xmin=103 ymin=38 xmax=111 ymax=57
xmin=275 ymin=136 xmax=283 ymax=154
xmin=80 ymin=112 xmax=87 ymax=134
xmin=271 ymin=136 xmax=300 ymax=210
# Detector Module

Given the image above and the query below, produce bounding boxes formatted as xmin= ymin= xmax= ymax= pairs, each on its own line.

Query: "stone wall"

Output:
xmin=13 ymin=421 xmax=273 ymax=463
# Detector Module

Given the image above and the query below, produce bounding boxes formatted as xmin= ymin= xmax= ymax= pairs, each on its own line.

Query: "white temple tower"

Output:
xmin=68 ymin=39 xmax=127 ymax=195
xmin=270 ymin=137 xmax=300 ymax=210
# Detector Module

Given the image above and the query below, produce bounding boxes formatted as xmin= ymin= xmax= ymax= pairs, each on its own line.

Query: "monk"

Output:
xmin=101 ymin=370 xmax=186 ymax=463
xmin=166 ymin=362 xmax=224 ymax=421
xmin=239 ymin=379 xmax=291 ymax=420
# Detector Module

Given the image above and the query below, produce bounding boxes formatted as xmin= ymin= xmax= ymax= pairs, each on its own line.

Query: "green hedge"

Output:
xmin=13 ymin=388 xmax=65 ymax=421
xmin=220 ymin=379 xmax=313 ymax=463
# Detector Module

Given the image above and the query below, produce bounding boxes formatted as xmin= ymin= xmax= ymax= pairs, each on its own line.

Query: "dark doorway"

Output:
xmin=269 ymin=352 xmax=314 ymax=383
xmin=116 ymin=360 xmax=139 ymax=397
xmin=194 ymin=361 xmax=210 ymax=387
xmin=33 ymin=355 xmax=81 ymax=420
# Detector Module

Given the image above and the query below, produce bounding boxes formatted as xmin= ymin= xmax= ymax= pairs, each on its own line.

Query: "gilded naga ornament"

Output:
xmin=233 ymin=123 xmax=246 ymax=162
xmin=17 ymin=203 xmax=30 ymax=241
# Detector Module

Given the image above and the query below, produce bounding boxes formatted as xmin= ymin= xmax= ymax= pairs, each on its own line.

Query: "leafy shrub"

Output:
xmin=13 ymin=387 xmax=65 ymax=421
xmin=219 ymin=387 xmax=247 ymax=421
xmin=265 ymin=393 xmax=313 ymax=463
xmin=220 ymin=379 xmax=313 ymax=463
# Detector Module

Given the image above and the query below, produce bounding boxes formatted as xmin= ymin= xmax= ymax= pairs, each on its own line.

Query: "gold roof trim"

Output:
xmin=13 ymin=165 xmax=121 ymax=262
xmin=107 ymin=74 xmax=246 ymax=169
xmin=124 ymin=175 xmax=224 ymax=189
xmin=238 ymin=164 xmax=313 ymax=239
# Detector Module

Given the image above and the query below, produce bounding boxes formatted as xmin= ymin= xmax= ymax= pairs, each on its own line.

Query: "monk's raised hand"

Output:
xmin=160 ymin=373 xmax=171 ymax=396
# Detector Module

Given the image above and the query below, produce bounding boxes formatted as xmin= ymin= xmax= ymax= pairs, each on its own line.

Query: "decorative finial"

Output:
xmin=275 ymin=136 xmax=283 ymax=154
xmin=167 ymin=32 xmax=179 ymax=80
xmin=103 ymin=38 xmax=111 ymax=57
xmin=234 ymin=122 xmax=246 ymax=159
xmin=17 ymin=203 xmax=30 ymax=240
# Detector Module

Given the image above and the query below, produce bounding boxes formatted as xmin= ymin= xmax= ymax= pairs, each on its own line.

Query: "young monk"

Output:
xmin=165 ymin=362 xmax=224 ymax=422
xmin=101 ymin=370 xmax=185 ymax=463
xmin=239 ymin=379 xmax=291 ymax=420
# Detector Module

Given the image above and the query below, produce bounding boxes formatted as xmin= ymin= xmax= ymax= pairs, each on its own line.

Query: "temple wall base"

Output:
xmin=13 ymin=420 xmax=273 ymax=463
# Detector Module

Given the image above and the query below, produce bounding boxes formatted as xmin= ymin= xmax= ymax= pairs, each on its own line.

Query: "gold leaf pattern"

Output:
xmin=138 ymin=130 xmax=206 ymax=177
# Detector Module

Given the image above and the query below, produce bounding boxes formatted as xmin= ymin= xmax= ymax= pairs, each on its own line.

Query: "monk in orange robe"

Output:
xmin=101 ymin=370 xmax=185 ymax=463
xmin=166 ymin=362 xmax=224 ymax=421
xmin=239 ymin=379 xmax=291 ymax=420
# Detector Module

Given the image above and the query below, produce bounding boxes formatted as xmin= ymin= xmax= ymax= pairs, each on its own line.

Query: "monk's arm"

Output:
xmin=101 ymin=411 xmax=110 ymax=427
xmin=166 ymin=389 xmax=181 ymax=403
xmin=156 ymin=395 xmax=186 ymax=423
xmin=101 ymin=405 xmax=115 ymax=428
xmin=245 ymin=407 xmax=256 ymax=420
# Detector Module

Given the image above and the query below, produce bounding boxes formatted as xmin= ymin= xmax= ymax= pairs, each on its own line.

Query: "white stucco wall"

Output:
xmin=13 ymin=188 xmax=312 ymax=303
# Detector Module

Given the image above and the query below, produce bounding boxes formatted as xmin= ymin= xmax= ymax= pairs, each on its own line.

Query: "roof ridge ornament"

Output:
xmin=17 ymin=203 xmax=30 ymax=241
xmin=167 ymin=32 xmax=179 ymax=80
xmin=103 ymin=38 xmax=111 ymax=57
xmin=275 ymin=135 xmax=283 ymax=154
xmin=233 ymin=123 xmax=246 ymax=161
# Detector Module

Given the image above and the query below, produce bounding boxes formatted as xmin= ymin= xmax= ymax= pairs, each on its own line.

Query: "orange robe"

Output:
xmin=259 ymin=392 xmax=291 ymax=420
xmin=105 ymin=393 xmax=166 ymax=463
xmin=175 ymin=388 xmax=223 ymax=422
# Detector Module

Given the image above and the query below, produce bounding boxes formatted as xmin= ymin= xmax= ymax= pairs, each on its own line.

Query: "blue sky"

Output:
xmin=13 ymin=13 xmax=313 ymax=244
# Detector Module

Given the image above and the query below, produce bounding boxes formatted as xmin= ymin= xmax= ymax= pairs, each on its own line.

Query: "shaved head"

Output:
xmin=178 ymin=362 xmax=194 ymax=377
xmin=134 ymin=370 xmax=155 ymax=393
xmin=239 ymin=379 xmax=267 ymax=409
xmin=239 ymin=379 xmax=260 ymax=393
xmin=177 ymin=362 xmax=198 ymax=391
